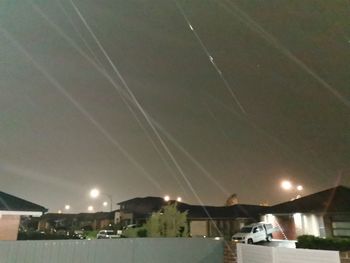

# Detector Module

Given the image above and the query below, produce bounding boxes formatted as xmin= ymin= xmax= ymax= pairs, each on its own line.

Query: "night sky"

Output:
xmin=0 ymin=0 xmax=349 ymax=212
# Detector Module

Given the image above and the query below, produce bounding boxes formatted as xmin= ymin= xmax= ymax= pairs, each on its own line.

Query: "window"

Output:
xmin=332 ymin=222 xmax=350 ymax=237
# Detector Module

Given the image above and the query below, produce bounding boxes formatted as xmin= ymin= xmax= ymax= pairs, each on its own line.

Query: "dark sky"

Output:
xmin=0 ymin=0 xmax=349 ymax=212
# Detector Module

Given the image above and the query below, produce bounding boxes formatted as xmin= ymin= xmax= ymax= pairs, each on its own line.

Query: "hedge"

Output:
xmin=296 ymin=235 xmax=350 ymax=251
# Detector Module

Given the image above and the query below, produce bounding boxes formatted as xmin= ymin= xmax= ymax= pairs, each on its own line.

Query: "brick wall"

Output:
xmin=224 ymin=241 xmax=237 ymax=263
xmin=340 ymin=251 xmax=350 ymax=263
xmin=0 ymin=215 xmax=20 ymax=240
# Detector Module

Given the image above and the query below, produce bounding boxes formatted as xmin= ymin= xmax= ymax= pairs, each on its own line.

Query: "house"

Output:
xmin=38 ymin=211 xmax=115 ymax=232
xmin=0 ymin=191 xmax=47 ymax=240
xmin=117 ymin=197 xmax=265 ymax=238
xmin=263 ymin=185 xmax=350 ymax=240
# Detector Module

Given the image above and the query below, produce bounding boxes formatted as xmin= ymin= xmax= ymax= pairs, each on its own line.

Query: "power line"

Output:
xmin=68 ymin=0 xmax=227 ymax=236
xmin=221 ymin=0 xmax=350 ymax=109
xmin=57 ymin=0 xmax=188 ymax=197
xmin=174 ymin=0 xmax=247 ymax=115
xmin=29 ymin=1 xmax=229 ymax=198
xmin=0 ymin=25 xmax=162 ymax=191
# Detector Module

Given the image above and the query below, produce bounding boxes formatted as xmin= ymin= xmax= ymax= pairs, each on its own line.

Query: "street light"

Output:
xmin=90 ymin=188 xmax=100 ymax=198
xmin=164 ymin=195 xmax=170 ymax=202
xmin=176 ymin=197 xmax=182 ymax=202
xmin=103 ymin=201 xmax=108 ymax=207
xmin=281 ymin=180 xmax=292 ymax=190
xmin=64 ymin=205 xmax=70 ymax=210
xmin=58 ymin=210 xmax=62 ymax=214
xmin=89 ymin=188 xmax=113 ymax=212
xmin=296 ymin=185 xmax=303 ymax=191
xmin=87 ymin=205 xmax=94 ymax=212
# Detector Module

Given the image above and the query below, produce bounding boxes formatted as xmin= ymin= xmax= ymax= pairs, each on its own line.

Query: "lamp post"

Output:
xmin=89 ymin=188 xmax=113 ymax=212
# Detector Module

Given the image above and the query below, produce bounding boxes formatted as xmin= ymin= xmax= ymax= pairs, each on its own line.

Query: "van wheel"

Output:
xmin=266 ymin=234 xmax=272 ymax=242
xmin=247 ymin=239 xmax=253 ymax=244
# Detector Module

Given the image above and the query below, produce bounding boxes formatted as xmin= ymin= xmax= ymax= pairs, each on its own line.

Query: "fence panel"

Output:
xmin=275 ymin=247 xmax=340 ymax=263
xmin=0 ymin=238 xmax=223 ymax=263
xmin=237 ymin=243 xmax=340 ymax=263
xmin=237 ymin=243 xmax=274 ymax=263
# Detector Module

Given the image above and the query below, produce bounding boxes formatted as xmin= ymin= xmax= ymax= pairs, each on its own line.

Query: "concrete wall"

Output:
xmin=0 ymin=215 xmax=20 ymax=240
xmin=0 ymin=238 xmax=223 ymax=263
xmin=190 ymin=220 xmax=208 ymax=237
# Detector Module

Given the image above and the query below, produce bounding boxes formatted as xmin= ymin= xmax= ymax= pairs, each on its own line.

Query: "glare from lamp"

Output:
xmin=281 ymin=180 xmax=292 ymax=190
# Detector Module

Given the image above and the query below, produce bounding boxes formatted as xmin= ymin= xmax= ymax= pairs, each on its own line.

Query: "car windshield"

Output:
xmin=240 ymin=227 xmax=252 ymax=233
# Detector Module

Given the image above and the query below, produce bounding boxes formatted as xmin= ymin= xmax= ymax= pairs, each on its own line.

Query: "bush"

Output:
xmin=17 ymin=231 xmax=70 ymax=240
xmin=297 ymin=235 xmax=350 ymax=251
xmin=123 ymin=227 xmax=147 ymax=238
xmin=145 ymin=204 xmax=188 ymax=237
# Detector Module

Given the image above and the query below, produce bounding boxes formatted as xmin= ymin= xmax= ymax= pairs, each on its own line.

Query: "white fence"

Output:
xmin=0 ymin=238 xmax=223 ymax=263
xmin=237 ymin=243 xmax=340 ymax=263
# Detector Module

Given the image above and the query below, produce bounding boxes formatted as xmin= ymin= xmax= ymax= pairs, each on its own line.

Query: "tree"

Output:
xmin=145 ymin=204 xmax=188 ymax=237
xmin=225 ymin=193 xmax=238 ymax=206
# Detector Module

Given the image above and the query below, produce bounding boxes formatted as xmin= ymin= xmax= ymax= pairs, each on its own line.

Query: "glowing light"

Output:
xmin=297 ymin=185 xmax=303 ymax=191
xmin=176 ymin=197 xmax=182 ymax=202
xmin=58 ymin=210 xmax=62 ymax=214
xmin=164 ymin=195 xmax=170 ymax=202
xmin=87 ymin=206 xmax=94 ymax=212
xmin=90 ymin=188 xmax=100 ymax=198
xmin=103 ymin=201 xmax=108 ymax=207
xmin=64 ymin=205 xmax=70 ymax=210
xmin=281 ymin=180 xmax=292 ymax=190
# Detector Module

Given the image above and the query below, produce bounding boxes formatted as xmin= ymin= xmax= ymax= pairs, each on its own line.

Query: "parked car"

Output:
xmin=96 ymin=230 xmax=119 ymax=239
xmin=73 ymin=230 xmax=86 ymax=239
xmin=231 ymin=223 xmax=274 ymax=244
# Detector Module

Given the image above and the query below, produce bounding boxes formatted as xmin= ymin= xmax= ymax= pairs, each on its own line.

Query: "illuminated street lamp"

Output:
xmin=176 ymin=197 xmax=182 ymax=202
xmin=58 ymin=210 xmax=62 ymax=214
xmin=281 ymin=180 xmax=292 ymax=190
xmin=87 ymin=205 xmax=94 ymax=212
xmin=103 ymin=201 xmax=108 ymax=207
xmin=90 ymin=188 xmax=100 ymax=198
xmin=89 ymin=188 xmax=113 ymax=212
xmin=64 ymin=205 xmax=70 ymax=210
xmin=296 ymin=185 xmax=303 ymax=191
xmin=164 ymin=195 xmax=170 ymax=202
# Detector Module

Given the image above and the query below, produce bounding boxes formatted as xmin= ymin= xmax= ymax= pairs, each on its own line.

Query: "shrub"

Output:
xmin=17 ymin=231 xmax=70 ymax=240
xmin=145 ymin=204 xmax=188 ymax=237
xmin=297 ymin=235 xmax=350 ymax=251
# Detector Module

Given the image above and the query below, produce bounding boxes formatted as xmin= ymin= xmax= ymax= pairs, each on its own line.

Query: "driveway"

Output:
xmin=258 ymin=239 xmax=296 ymax=248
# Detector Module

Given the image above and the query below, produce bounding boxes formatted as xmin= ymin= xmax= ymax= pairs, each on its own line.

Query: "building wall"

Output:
xmin=190 ymin=220 xmax=208 ymax=237
xmin=119 ymin=212 xmax=133 ymax=226
xmin=263 ymin=213 xmax=326 ymax=240
xmin=0 ymin=215 xmax=21 ymax=240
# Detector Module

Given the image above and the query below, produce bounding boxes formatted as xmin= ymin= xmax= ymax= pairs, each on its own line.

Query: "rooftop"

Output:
xmin=268 ymin=185 xmax=350 ymax=214
xmin=0 ymin=191 xmax=47 ymax=213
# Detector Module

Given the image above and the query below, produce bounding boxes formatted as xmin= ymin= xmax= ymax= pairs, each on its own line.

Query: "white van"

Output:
xmin=231 ymin=223 xmax=274 ymax=244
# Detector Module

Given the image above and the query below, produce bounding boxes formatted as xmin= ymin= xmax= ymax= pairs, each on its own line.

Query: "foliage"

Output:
xmin=145 ymin=204 xmax=188 ymax=237
xmin=296 ymin=235 xmax=350 ymax=251
xmin=85 ymin=230 xmax=99 ymax=239
xmin=123 ymin=226 xmax=147 ymax=238
xmin=17 ymin=231 xmax=70 ymax=240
